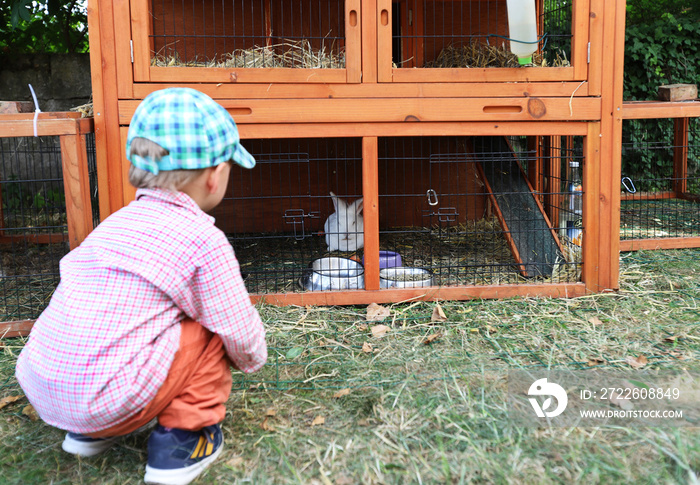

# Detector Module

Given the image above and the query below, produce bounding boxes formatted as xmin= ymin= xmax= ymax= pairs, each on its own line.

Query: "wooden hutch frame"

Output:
xmin=619 ymin=100 xmax=700 ymax=252
xmin=0 ymin=113 xmax=96 ymax=338
xmin=87 ymin=0 xmax=629 ymax=305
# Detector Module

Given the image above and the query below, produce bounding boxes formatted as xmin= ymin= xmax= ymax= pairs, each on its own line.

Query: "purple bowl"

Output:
xmin=363 ymin=250 xmax=402 ymax=269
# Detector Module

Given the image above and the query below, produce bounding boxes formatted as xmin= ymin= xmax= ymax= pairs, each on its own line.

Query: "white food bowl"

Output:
xmin=300 ymin=257 xmax=365 ymax=291
xmin=379 ymin=267 xmax=434 ymax=288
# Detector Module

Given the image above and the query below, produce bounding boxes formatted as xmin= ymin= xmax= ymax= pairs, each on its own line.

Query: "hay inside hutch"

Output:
xmin=390 ymin=0 xmax=573 ymax=68
xmin=148 ymin=0 xmax=349 ymax=68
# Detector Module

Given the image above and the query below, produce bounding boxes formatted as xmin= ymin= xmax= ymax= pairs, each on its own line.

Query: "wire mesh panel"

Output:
xmin=214 ymin=134 xmax=585 ymax=296
xmin=149 ymin=0 xmax=347 ymax=68
xmin=377 ymin=135 xmax=582 ymax=287
xmin=390 ymin=0 xmax=573 ymax=68
xmin=216 ymin=137 xmax=364 ymax=294
xmin=0 ymin=137 xmax=70 ymax=321
xmin=0 ymin=128 xmax=98 ymax=323
xmin=539 ymin=0 xmax=574 ymax=66
xmin=538 ymin=135 xmax=584 ymax=244
xmin=620 ymin=118 xmax=700 ymax=241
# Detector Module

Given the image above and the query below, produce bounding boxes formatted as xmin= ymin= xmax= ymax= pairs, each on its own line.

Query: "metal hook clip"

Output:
xmin=426 ymin=189 xmax=439 ymax=206
xmin=621 ymin=176 xmax=636 ymax=194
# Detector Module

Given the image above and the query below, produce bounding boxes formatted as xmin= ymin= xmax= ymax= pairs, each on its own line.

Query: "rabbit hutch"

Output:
xmin=0 ymin=110 xmax=98 ymax=336
xmin=87 ymin=0 xmax=628 ymax=305
xmin=619 ymin=100 xmax=700 ymax=252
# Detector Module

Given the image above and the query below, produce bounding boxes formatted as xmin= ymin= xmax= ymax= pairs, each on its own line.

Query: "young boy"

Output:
xmin=15 ymin=88 xmax=267 ymax=485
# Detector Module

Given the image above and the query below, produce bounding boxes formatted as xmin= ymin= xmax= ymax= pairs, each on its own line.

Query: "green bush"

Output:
xmin=624 ymin=3 xmax=699 ymax=100
xmin=0 ymin=0 xmax=88 ymax=54
xmin=622 ymin=2 xmax=699 ymax=189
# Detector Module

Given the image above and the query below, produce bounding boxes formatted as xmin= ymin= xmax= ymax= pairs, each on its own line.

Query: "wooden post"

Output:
xmin=0 ymin=320 xmax=35 ymax=338
xmin=412 ymin=0 xmax=425 ymax=68
xmin=113 ymin=0 xmax=134 ymax=98
xmin=527 ymin=136 xmax=543 ymax=197
xmin=595 ymin=0 xmax=626 ymax=291
xmin=572 ymin=0 xmax=591 ymax=81
xmin=60 ymin=120 xmax=95 ymax=249
xmin=537 ymin=0 xmax=544 ymax=54
xmin=583 ymin=123 xmax=602 ymax=291
xmin=544 ymin=135 xmax=562 ymax=231
xmin=346 ymin=0 xmax=363 ymax=83
xmin=362 ymin=137 xmax=380 ymax=290
xmin=129 ymin=0 xmax=151 ymax=83
xmin=264 ymin=0 xmax=272 ymax=47
xmin=587 ymin=0 xmax=604 ymax=97
xmin=88 ymin=0 xmax=125 ymax=220
xmin=375 ymin=0 xmax=389 ymax=82
xmin=673 ymin=118 xmax=689 ymax=195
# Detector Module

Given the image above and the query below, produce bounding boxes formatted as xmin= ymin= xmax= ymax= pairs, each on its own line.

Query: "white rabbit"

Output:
xmin=324 ymin=191 xmax=364 ymax=251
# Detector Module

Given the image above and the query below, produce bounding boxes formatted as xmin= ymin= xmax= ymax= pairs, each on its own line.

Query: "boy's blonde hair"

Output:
xmin=128 ymin=137 xmax=205 ymax=191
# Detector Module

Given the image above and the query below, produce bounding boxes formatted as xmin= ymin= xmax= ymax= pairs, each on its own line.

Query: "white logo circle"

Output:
xmin=527 ymin=378 xmax=568 ymax=418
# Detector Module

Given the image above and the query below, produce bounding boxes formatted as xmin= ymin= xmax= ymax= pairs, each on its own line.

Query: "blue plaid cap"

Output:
xmin=126 ymin=88 xmax=255 ymax=175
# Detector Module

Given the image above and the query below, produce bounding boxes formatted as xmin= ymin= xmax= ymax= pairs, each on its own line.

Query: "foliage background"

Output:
xmin=0 ymin=0 xmax=88 ymax=54
xmin=623 ymin=0 xmax=699 ymax=100
xmin=621 ymin=1 xmax=699 ymax=192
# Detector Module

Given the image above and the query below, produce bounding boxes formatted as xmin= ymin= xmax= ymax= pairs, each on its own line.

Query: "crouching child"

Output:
xmin=15 ymin=87 xmax=267 ymax=485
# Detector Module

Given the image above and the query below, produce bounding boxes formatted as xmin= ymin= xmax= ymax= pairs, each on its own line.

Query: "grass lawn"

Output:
xmin=1 ymin=249 xmax=699 ymax=484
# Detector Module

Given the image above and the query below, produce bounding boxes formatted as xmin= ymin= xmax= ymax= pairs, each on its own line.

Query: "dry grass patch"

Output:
xmin=1 ymin=249 xmax=699 ymax=483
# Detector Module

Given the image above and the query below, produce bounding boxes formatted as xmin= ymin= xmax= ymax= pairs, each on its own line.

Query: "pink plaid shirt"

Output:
xmin=16 ymin=189 xmax=267 ymax=434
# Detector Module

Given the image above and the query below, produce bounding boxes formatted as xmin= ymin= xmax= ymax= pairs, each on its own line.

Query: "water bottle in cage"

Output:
xmin=566 ymin=161 xmax=583 ymax=245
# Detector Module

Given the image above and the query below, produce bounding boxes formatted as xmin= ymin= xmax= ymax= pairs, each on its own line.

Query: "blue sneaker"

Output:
xmin=62 ymin=432 xmax=119 ymax=456
xmin=144 ymin=424 xmax=224 ymax=485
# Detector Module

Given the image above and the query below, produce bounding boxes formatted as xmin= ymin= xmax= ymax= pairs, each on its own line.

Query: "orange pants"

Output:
xmin=90 ymin=319 xmax=232 ymax=437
